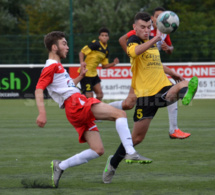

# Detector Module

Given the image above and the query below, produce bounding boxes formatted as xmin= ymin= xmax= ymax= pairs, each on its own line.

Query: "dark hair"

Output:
xmin=44 ymin=31 xmax=66 ymax=51
xmin=153 ymin=7 xmax=166 ymax=16
xmin=99 ymin=27 xmax=110 ymax=35
xmin=134 ymin=12 xmax=151 ymax=23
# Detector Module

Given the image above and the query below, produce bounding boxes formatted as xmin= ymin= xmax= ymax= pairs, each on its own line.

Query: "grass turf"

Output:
xmin=0 ymin=99 xmax=215 ymax=195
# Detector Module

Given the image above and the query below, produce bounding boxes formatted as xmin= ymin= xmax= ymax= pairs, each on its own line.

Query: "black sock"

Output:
xmin=110 ymin=143 xmax=126 ymax=169
xmin=179 ymin=87 xmax=188 ymax=99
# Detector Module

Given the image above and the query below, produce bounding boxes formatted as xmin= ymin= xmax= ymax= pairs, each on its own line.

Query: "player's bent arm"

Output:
xmin=73 ymin=63 xmax=88 ymax=85
xmin=163 ymin=65 xmax=174 ymax=76
xmin=102 ymin=58 xmax=119 ymax=69
xmin=134 ymin=36 xmax=161 ymax=56
xmin=163 ymin=65 xmax=184 ymax=82
xmin=35 ymin=88 xmax=47 ymax=127
xmin=79 ymin=51 xmax=85 ymax=64
xmin=73 ymin=74 xmax=85 ymax=85
xmin=119 ymin=34 xmax=128 ymax=53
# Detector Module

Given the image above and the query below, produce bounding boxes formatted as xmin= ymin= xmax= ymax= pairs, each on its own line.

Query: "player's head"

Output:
xmin=98 ymin=27 xmax=109 ymax=44
xmin=44 ymin=31 xmax=69 ymax=59
xmin=151 ymin=7 xmax=166 ymax=29
xmin=133 ymin=12 xmax=152 ymax=40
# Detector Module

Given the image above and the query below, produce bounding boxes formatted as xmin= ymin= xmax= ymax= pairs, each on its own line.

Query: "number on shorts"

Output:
xmin=86 ymin=84 xmax=91 ymax=91
xmin=136 ymin=109 xmax=143 ymax=119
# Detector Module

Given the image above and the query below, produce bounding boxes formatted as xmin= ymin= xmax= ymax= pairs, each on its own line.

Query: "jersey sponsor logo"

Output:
xmin=67 ymin=79 xmax=75 ymax=87
xmin=58 ymin=65 xmax=63 ymax=71
xmin=56 ymin=64 xmax=65 ymax=73
xmin=145 ymin=54 xmax=160 ymax=60
xmin=147 ymin=62 xmax=162 ymax=66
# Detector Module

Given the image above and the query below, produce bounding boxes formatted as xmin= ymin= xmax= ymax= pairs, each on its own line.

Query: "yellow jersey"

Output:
xmin=78 ymin=40 xmax=109 ymax=77
xmin=127 ymin=35 xmax=172 ymax=98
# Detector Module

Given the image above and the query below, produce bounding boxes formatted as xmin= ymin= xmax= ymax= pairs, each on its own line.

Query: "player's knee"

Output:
xmin=123 ymin=98 xmax=136 ymax=110
xmin=96 ymin=92 xmax=103 ymax=100
xmin=118 ymin=109 xmax=127 ymax=118
xmin=95 ymin=147 xmax=105 ymax=156
xmin=124 ymin=103 xmax=135 ymax=110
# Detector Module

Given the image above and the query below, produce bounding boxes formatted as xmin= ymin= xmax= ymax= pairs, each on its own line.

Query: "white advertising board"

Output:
xmin=1 ymin=63 xmax=214 ymax=99
xmin=69 ymin=63 xmax=215 ymax=100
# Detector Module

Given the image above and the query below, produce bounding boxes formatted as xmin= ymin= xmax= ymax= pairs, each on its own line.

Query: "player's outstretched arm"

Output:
xmin=134 ymin=35 xmax=161 ymax=56
xmin=102 ymin=58 xmax=119 ymax=69
xmin=35 ymin=88 xmax=47 ymax=128
xmin=163 ymin=65 xmax=184 ymax=83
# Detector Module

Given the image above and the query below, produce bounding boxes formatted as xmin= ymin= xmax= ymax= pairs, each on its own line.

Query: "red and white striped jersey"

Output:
xmin=36 ymin=59 xmax=80 ymax=108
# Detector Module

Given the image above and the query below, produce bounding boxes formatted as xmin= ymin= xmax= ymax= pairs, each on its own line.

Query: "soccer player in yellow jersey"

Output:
xmin=79 ymin=27 xmax=119 ymax=100
xmin=103 ymin=12 xmax=198 ymax=184
xmin=109 ymin=7 xmax=191 ymax=139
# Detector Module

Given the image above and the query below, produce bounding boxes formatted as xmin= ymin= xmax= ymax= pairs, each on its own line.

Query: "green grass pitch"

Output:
xmin=0 ymin=99 xmax=215 ymax=195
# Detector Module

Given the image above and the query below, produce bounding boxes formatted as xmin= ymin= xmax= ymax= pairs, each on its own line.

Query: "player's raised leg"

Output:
xmin=165 ymin=76 xmax=198 ymax=105
xmin=91 ymin=102 xmax=149 ymax=162
xmin=109 ymin=86 xmax=137 ymax=110
xmin=182 ymin=76 xmax=198 ymax=105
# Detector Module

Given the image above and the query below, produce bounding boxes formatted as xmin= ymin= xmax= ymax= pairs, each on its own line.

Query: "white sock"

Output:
xmin=167 ymin=102 xmax=178 ymax=134
xmin=109 ymin=100 xmax=123 ymax=110
xmin=115 ymin=117 xmax=136 ymax=155
xmin=59 ymin=149 xmax=99 ymax=170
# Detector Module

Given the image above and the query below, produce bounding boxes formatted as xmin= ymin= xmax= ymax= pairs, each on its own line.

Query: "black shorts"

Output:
xmin=80 ymin=75 xmax=101 ymax=93
xmin=133 ymin=85 xmax=174 ymax=122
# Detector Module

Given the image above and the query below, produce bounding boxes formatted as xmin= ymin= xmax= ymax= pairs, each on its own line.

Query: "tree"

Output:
xmin=18 ymin=0 xmax=70 ymax=35
xmin=1 ymin=0 xmax=215 ymax=63
xmin=0 ymin=0 xmax=31 ymax=34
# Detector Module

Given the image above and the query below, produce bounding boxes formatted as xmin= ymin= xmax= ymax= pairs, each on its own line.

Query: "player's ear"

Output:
xmin=133 ymin=23 xmax=136 ymax=30
xmin=52 ymin=44 xmax=58 ymax=52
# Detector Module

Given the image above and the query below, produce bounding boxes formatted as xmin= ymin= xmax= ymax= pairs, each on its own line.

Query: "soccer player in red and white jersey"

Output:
xmin=35 ymin=31 xmax=151 ymax=188
xmin=109 ymin=7 xmax=191 ymax=139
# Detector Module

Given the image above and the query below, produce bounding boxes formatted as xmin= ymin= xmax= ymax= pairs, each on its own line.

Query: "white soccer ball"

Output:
xmin=156 ymin=11 xmax=179 ymax=34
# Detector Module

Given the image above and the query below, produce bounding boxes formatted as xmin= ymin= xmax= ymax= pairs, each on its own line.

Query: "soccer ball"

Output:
xmin=156 ymin=11 xmax=179 ymax=34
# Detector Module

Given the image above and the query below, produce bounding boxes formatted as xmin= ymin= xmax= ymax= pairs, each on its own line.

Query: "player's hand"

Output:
xmin=156 ymin=29 xmax=167 ymax=42
xmin=161 ymin=41 xmax=169 ymax=51
xmin=155 ymin=30 xmax=162 ymax=42
xmin=113 ymin=58 xmax=119 ymax=65
xmin=80 ymin=62 xmax=88 ymax=76
xmin=80 ymin=61 xmax=87 ymax=67
xmin=36 ymin=113 xmax=47 ymax=128
xmin=171 ymin=73 xmax=185 ymax=83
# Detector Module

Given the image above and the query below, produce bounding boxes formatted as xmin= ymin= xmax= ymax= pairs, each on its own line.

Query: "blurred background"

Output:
xmin=1 ymin=0 xmax=215 ymax=65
